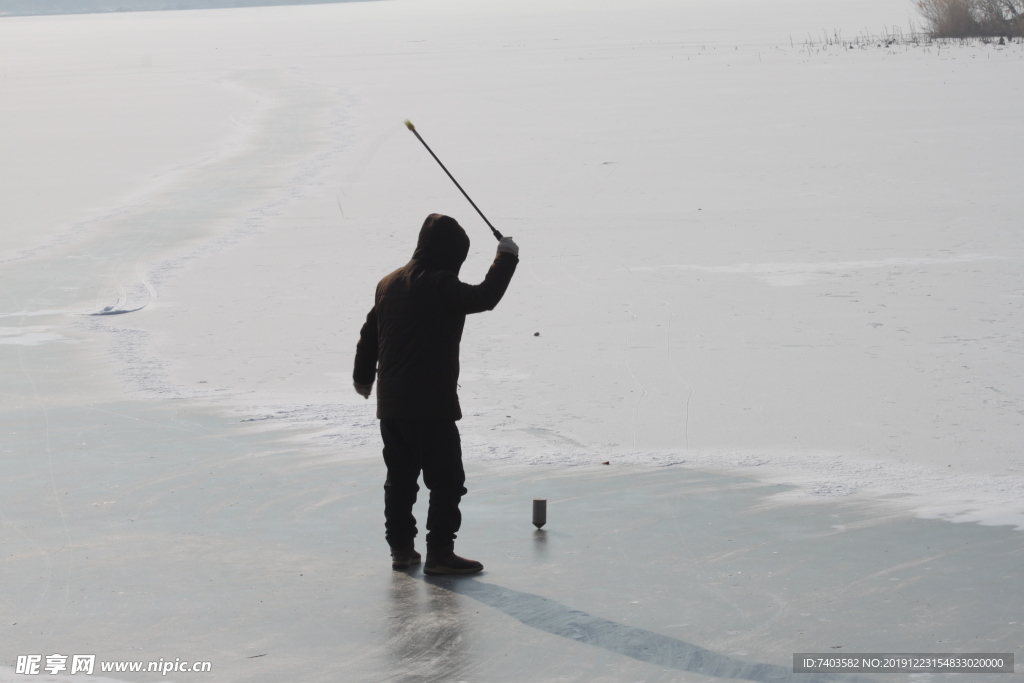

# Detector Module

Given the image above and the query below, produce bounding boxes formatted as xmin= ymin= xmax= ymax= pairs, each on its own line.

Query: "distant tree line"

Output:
xmin=916 ymin=0 xmax=1024 ymax=37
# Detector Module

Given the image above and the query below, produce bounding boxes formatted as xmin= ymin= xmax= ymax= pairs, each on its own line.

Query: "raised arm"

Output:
xmin=437 ymin=240 xmax=519 ymax=315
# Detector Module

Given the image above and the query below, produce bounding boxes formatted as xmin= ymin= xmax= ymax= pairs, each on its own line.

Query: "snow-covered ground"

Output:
xmin=3 ymin=0 xmax=1024 ymax=534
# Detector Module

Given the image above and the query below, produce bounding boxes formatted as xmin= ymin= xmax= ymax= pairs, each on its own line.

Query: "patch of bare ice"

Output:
xmin=0 ymin=327 xmax=79 ymax=346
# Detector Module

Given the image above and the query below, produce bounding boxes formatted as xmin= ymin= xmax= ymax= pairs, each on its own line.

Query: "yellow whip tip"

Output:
xmin=404 ymin=119 xmax=415 ymax=131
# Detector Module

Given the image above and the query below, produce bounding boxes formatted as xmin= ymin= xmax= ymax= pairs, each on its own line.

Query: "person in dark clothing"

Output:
xmin=353 ymin=213 xmax=519 ymax=574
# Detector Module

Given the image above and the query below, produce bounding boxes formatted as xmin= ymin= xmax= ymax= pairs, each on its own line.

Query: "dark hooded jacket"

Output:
xmin=353 ymin=214 xmax=519 ymax=420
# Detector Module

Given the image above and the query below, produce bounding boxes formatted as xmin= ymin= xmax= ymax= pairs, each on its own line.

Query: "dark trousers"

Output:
xmin=380 ymin=419 xmax=467 ymax=552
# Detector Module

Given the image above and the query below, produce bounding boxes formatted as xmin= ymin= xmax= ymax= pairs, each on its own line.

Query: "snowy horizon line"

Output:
xmin=0 ymin=0 xmax=375 ymax=18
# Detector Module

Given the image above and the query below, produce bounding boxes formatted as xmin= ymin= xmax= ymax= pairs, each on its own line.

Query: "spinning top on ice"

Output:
xmin=532 ymin=499 xmax=547 ymax=529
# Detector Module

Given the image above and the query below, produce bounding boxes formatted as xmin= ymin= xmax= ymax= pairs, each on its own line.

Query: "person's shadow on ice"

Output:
xmin=408 ymin=573 xmax=870 ymax=683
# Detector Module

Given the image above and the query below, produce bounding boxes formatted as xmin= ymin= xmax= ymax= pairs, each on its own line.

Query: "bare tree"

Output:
xmin=916 ymin=0 xmax=1024 ymax=36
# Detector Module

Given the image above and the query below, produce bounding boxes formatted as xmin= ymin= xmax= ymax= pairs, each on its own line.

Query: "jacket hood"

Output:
xmin=412 ymin=213 xmax=470 ymax=273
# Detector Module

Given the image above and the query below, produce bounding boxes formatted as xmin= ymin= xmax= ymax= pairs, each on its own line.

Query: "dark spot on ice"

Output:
xmin=534 ymin=332 xmax=540 ymax=336
xmin=89 ymin=304 xmax=147 ymax=316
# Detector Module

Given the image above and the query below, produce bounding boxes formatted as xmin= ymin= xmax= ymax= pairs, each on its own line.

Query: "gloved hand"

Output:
xmin=497 ymin=236 xmax=519 ymax=256
xmin=353 ymin=381 xmax=373 ymax=399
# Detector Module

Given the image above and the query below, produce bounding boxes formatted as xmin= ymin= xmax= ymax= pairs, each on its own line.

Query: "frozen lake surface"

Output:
xmin=2 ymin=402 xmax=1022 ymax=681
xmin=1 ymin=0 xmax=1023 ymax=679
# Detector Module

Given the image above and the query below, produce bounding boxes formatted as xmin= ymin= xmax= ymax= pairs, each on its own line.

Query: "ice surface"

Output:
xmin=0 ymin=402 xmax=1020 ymax=681
xmin=1 ymin=0 xmax=1023 ymax=679
xmin=4 ymin=0 xmax=1020 ymax=524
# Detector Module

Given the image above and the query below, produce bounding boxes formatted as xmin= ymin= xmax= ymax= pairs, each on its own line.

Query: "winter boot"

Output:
xmin=390 ymin=544 xmax=421 ymax=570
xmin=423 ymin=548 xmax=483 ymax=575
